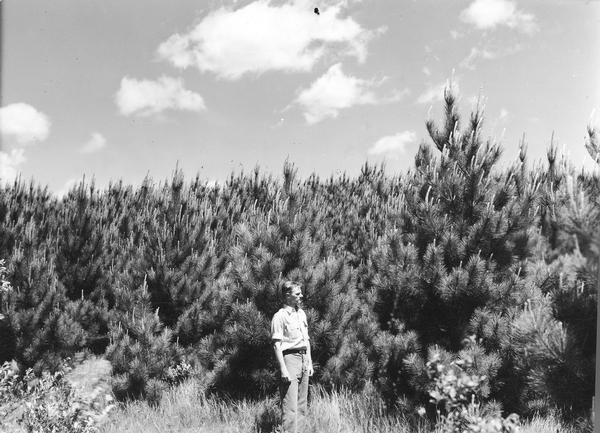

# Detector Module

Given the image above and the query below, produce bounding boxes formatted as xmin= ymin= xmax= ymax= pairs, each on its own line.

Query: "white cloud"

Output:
xmin=157 ymin=0 xmax=378 ymax=80
xmin=0 ymin=103 xmax=51 ymax=183
xmin=500 ymin=108 xmax=509 ymax=119
xmin=294 ymin=63 xmax=403 ymax=124
xmin=0 ymin=148 xmax=26 ymax=184
xmin=416 ymin=79 xmax=460 ymax=105
xmin=0 ymin=103 xmax=51 ymax=145
xmin=368 ymin=131 xmax=417 ymax=158
xmin=460 ymin=43 xmax=523 ymax=70
xmin=115 ymin=76 xmax=206 ymax=117
xmin=80 ymin=132 xmax=107 ymax=154
xmin=422 ymin=67 xmax=432 ymax=76
xmin=460 ymin=0 xmax=537 ymax=33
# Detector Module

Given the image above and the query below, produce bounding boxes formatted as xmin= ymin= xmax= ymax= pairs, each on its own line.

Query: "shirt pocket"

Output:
xmin=286 ymin=324 xmax=302 ymax=340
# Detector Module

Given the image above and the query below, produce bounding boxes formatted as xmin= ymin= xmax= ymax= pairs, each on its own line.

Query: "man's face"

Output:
xmin=286 ymin=286 xmax=303 ymax=308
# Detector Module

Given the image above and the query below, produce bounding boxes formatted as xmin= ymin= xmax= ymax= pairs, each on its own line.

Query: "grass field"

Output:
xmin=99 ymin=378 xmax=585 ymax=433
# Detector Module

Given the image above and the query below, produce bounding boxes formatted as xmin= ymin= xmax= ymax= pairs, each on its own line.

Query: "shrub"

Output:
xmin=0 ymin=360 xmax=114 ymax=433
xmin=425 ymin=349 xmax=520 ymax=433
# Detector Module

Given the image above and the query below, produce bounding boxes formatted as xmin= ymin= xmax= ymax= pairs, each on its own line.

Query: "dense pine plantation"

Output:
xmin=1 ymin=92 xmax=598 ymax=426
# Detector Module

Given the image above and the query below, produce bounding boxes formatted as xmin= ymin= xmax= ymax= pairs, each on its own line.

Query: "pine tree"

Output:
xmin=4 ymin=249 xmax=86 ymax=372
xmin=511 ymin=125 xmax=600 ymax=417
xmin=105 ymin=277 xmax=183 ymax=404
xmin=369 ymin=89 xmax=537 ymax=411
xmin=53 ymin=179 xmax=113 ymax=354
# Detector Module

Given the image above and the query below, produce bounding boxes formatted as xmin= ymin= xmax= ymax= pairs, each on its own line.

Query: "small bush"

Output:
xmin=165 ymin=361 xmax=193 ymax=386
xmin=425 ymin=350 xmax=520 ymax=433
xmin=0 ymin=360 xmax=114 ymax=433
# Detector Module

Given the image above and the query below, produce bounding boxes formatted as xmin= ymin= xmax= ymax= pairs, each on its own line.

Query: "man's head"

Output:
xmin=281 ymin=280 xmax=303 ymax=308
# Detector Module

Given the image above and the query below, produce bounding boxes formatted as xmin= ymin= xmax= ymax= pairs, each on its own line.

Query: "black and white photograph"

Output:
xmin=0 ymin=0 xmax=599 ymax=432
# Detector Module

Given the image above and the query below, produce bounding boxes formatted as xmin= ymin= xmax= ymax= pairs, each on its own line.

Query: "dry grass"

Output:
xmin=65 ymin=356 xmax=112 ymax=399
xmin=99 ymin=380 xmax=424 ymax=433
xmin=100 ymin=380 xmax=259 ymax=433
xmin=518 ymin=412 xmax=589 ymax=433
xmin=98 ymin=379 xmax=584 ymax=433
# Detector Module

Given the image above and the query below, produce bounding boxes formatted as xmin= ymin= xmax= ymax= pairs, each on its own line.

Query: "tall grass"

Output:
xmin=99 ymin=379 xmax=423 ymax=433
xmin=98 ymin=378 xmax=582 ymax=433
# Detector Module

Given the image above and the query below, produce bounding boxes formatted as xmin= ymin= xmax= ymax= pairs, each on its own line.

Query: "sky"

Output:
xmin=1 ymin=0 xmax=599 ymax=194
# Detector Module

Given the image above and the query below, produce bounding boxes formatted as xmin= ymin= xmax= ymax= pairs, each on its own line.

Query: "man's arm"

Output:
xmin=306 ymin=340 xmax=313 ymax=376
xmin=271 ymin=312 xmax=290 ymax=382
xmin=273 ymin=340 xmax=291 ymax=382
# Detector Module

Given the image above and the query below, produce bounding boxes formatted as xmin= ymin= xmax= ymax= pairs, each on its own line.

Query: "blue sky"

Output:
xmin=1 ymin=0 xmax=599 ymax=194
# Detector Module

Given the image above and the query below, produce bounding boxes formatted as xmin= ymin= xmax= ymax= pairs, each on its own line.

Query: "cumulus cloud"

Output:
xmin=81 ymin=132 xmax=107 ymax=154
xmin=157 ymin=0 xmax=378 ymax=79
xmin=0 ymin=103 xmax=51 ymax=145
xmin=295 ymin=64 xmax=375 ymax=123
xmin=0 ymin=148 xmax=26 ymax=183
xmin=294 ymin=63 xmax=404 ymax=124
xmin=460 ymin=0 xmax=537 ymax=33
xmin=368 ymin=131 xmax=417 ymax=158
xmin=115 ymin=76 xmax=206 ymax=117
xmin=0 ymin=103 xmax=51 ymax=183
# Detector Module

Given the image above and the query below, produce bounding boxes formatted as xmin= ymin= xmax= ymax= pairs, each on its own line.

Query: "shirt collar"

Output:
xmin=283 ymin=305 xmax=299 ymax=314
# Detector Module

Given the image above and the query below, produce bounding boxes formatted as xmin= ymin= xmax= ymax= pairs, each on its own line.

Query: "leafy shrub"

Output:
xmin=425 ymin=349 xmax=520 ymax=433
xmin=164 ymin=361 xmax=193 ymax=386
xmin=0 ymin=360 xmax=114 ymax=433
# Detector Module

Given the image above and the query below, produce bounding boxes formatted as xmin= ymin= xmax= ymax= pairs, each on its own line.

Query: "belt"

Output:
xmin=283 ymin=348 xmax=306 ymax=356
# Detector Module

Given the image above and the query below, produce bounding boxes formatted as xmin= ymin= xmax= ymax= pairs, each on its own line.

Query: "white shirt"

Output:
xmin=271 ymin=306 xmax=310 ymax=352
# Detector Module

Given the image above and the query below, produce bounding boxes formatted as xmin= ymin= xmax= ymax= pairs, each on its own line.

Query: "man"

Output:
xmin=271 ymin=281 xmax=313 ymax=433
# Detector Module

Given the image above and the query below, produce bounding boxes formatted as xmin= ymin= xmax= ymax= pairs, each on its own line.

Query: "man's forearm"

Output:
xmin=273 ymin=342 xmax=288 ymax=375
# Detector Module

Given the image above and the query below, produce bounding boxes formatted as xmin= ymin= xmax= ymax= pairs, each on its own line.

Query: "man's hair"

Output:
xmin=281 ymin=280 xmax=299 ymax=297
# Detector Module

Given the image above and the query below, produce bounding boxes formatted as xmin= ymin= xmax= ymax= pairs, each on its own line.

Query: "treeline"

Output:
xmin=0 ymin=91 xmax=598 ymax=420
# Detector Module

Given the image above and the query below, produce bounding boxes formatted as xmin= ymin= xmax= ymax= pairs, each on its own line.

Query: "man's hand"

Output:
xmin=281 ymin=369 xmax=291 ymax=383
xmin=307 ymin=363 xmax=314 ymax=377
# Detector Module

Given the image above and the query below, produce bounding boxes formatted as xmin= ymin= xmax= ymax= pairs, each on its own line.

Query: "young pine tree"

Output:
xmin=370 ymin=89 xmax=537 ymax=411
xmin=105 ymin=277 xmax=183 ymax=404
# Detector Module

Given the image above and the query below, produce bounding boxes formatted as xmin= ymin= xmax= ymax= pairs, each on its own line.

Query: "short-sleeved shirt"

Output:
xmin=271 ymin=306 xmax=310 ymax=352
